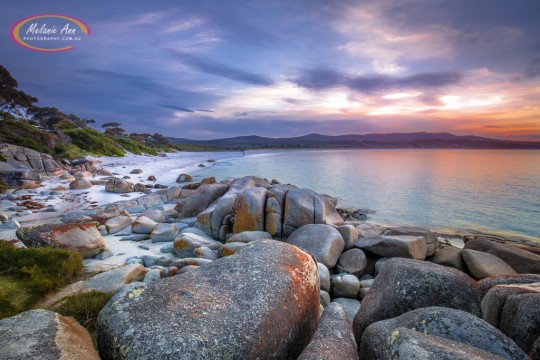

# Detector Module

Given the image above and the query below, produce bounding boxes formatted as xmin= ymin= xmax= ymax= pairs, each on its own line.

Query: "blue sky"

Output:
xmin=1 ymin=0 xmax=540 ymax=139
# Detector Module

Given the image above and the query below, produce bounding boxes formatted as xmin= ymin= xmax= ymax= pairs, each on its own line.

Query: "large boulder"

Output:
xmin=16 ymin=223 xmax=106 ymax=258
xmin=383 ymin=226 xmax=438 ymax=257
xmin=482 ymin=283 xmax=540 ymax=328
xmin=282 ymin=188 xmax=343 ymax=237
xmin=209 ymin=193 xmax=237 ymax=240
xmin=97 ymin=240 xmax=319 ymax=359
xmin=150 ymin=223 xmax=179 ymax=242
xmin=359 ymin=306 xmax=528 ymax=360
xmin=173 ymin=232 xmax=222 ymax=258
xmin=354 ymin=235 xmax=427 ymax=260
xmin=336 ymin=224 xmax=359 ymax=250
xmin=464 ymin=238 xmax=540 ymax=274
xmin=353 ymin=258 xmax=481 ymax=342
xmin=500 ymin=293 xmax=540 ymax=354
xmin=297 ymin=303 xmax=359 ymax=360
xmin=0 ymin=309 xmax=99 ymax=359
xmin=462 ymin=249 xmax=517 ymax=279
xmin=227 ymin=231 xmax=272 ymax=243
xmin=232 ymin=187 xmax=267 ymax=233
xmin=381 ymin=327 xmax=507 ymax=360
xmin=105 ymin=178 xmax=133 ymax=193
xmin=287 ymin=224 xmax=345 ymax=268
xmin=176 ymin=183 xmax=229 ymax=218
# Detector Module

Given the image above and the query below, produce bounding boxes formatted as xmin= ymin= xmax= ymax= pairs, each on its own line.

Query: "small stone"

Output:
xmin=138 ymin=245 xmax=150 ymax=250
xmin=331 ymin=273 xmax=361 ymax=298
xmin=130 ymin=169 xmax=143 ymax=174
xmin=143 ymin=269 xmax=161 ymax=282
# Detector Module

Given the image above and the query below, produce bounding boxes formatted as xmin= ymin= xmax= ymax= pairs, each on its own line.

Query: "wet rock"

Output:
xmin=337 ymin=248 xmax=367 ymax=276
xmin=16 ymin=223 xmax=106 ymax=258
xmin=354 ymin=235 xmax=427 ymax=260
xmin=0 ymin=309 xmax=99 ymax=360
xmin=130 ymin=169 xmax=143 ymax=174
xmin=360 ymin=306 xmax=528 ymax=360
xmin=287 ymin=224 xmax=345 ymax=268
xmin=353 ymin=258 xmax=481 ymax=342
xmin=298 ymin=303 xmax=359 ymax=360
xmin=462 ymin=249 xmax=517 ymax=279
xmin=97 ymin=240 xmax=319 ymax=359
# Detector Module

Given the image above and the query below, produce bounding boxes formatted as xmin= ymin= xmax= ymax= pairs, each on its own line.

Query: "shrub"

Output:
xmin=60 ymin=128 xmax=125 ymax=157
xmin=0 ymin=291 xmax=20 ymax=320
xmin=0 ymin=241 xmax=83 ymax=295
xmin=54 ymin=143 xmax=86 ymax=160
xmin=115 ymin=137 xmax=159 ymax=155
xmin=52 ymin=290 xmax=112 ymax=340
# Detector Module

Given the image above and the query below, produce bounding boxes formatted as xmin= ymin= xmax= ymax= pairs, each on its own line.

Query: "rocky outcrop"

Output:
xmin=353 ymin=258 xmax=481 ymax=342
xmin=500 ymin=292 xmax=540 ymax=354
xmin=287 ymin=224 xmax=345 ymax=268
xmin=0 ymin=144 xmax=64 ymax=176
xmin=16 ymin=223 xmax=106 ymax=258
xmin=479 ymin=274 xmax=540 ymax=298
xmin=175 ymin=183 xmax=229 ymax=218
xmin=0 ymin=309 xmax=99 ymax=360
xmin=97 ymin=240 xmax=319 ymax=359
xmin=359 ymin=306 xmax=528 ymax=360
xmin=232 ymin=187 xmax=267 ymax=233
xmin=482 ymin=283 xmax=540 ymax=328
xmin=0 ymin=168 xmax=41 ymax=187
xmin=298 ymin=303 xmax=359 ymax=360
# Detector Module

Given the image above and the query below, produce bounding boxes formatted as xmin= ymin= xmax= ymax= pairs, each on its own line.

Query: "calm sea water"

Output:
xmin=195 ymin=149 xmax=540 ymax=240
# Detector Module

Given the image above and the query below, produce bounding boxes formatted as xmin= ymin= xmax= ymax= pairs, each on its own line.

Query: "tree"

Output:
xmin=150 ymin=133 xmax=171 ymax=147
xmin=27 ymin=106 xmax=67 ymax=129
xmin=0 ymin=65 xmax=37 ymax=120
xmin=84 ymin=119 xmax=96 ymax=127
xmin=102 ymin=122 xmax=125 ymax=137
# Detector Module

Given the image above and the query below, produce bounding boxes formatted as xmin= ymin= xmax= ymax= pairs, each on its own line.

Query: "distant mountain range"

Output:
xmin=168 ymin=132 xmax=540 ymax=150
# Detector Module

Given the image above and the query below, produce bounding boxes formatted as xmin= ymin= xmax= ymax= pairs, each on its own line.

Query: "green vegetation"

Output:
xmin=115 ymin=137 xmax=159 ymax=155
xmin=0 ymin=290 xmax=20 ymax=319
xmin=61 ymin=128 xmax=126 ymax=157
xmin=52 ymin=290 xmax=112 ymax=342
xmin=0 ymin=119 xmax=54 ymax=155
xmin=54 ymin=143 xmax=86 ymax=160
xmin=0 ymin=241 xmax=83 ymax=319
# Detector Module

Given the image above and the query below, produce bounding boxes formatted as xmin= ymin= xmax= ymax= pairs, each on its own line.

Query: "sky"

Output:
xmin=1 ymin=0 xmax=540 ymax=140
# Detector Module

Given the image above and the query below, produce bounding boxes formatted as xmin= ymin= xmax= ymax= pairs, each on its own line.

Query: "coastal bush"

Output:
xmin=61 ymin=128 xmax=126 ymax=157
xmin=0 ymin=120 xmax=54 ymax=155
xmin=0 ymin=290 xmax=20 ymax=320
xmin=0 ymin=241 xmax=83 ymax=295
xmin=54 ymin=143 xmax=86 ymax=160
xmin=52 ymin=290 xmax=113 ymax=343
xmin=115 ymin=137 xmax=159 ymax=155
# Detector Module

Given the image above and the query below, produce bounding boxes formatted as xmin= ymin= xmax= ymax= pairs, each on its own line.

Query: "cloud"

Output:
xmin=292 ymin=68 xmax=463 ymax=93
xmin=524 ymin=57 xmax=540 ymax=78
xmin=171 ymin=51 xmax=274 ymax=86
xmin=161 ymin=104 xmax=194 ymax=112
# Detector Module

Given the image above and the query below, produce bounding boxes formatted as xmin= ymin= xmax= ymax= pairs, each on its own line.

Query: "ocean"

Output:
xmin=194 ymin=149 xmax=540 ymax=240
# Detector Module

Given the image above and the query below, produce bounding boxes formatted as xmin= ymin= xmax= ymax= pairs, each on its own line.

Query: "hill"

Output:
xmin=168 ymin=132 xmax=540 ymax=150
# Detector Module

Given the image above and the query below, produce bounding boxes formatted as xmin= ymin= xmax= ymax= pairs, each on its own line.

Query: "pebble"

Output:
xmin=138 ymin=245 xmax=150 ymax=250
xmin=143 ymin=269 xmax=161 ymax=282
